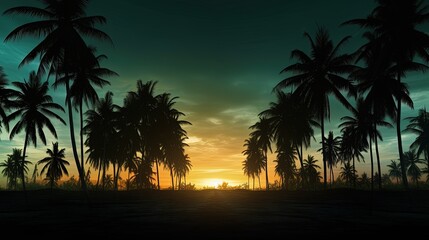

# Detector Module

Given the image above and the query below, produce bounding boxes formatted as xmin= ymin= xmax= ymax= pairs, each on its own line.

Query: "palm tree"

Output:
xmin=303 ymin=155 xmax=322 ymax=189
xmin=8 ymin=71 xmax=65 ymax=191
xmin=405 ymin=108 xmax=429 ymax=167
xmin=38 ymin=142 xmax=69 ymax=189
xmin=55 ymin=47 xmax=117 ymax=176
xmin=259 ymin=91 xmax=317 ymax=188
xmin=273 ymin=144 xmax=297 ymax=190
xmin=242 ymin=136 xmax=264 ymax=190
xmin=275 ymin=27 xmax=357 ymax=188
xmin=131 ymin=157 xmax=155 ymax=189
xmin=0 ymin=149 xmax=28 ymax=190
xmin=339 ymin=128 xmax=365 ymax=188
xmin=387 ymin=160 xmax=402 ymax=184
xmin=250 ymin=117 xmax=272 ymax=190
xmin=339 ymin=161 xmax=356 ymax=187
xmin=344 ymin=0 xmax=429 ymax=188
xmin=0 ymin=67 xmax=12 ymax=132
xmin=84 ymin=91 xmax=118 ymax=190
xmin=319 ymin=131 xmax=341 ymax=186
xmin=403 ymin=150 xmax=424 ymax=185
xmin=4 ymin=0 xmax=112 ymax=191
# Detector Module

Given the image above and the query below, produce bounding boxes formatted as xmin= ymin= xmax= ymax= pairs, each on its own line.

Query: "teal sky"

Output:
xmin=0 ymin=0 xmax=428 ymax=188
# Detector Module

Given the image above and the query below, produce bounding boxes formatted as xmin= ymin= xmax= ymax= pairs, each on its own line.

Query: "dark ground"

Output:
xmin=0 ymin=189 xmax=428 ymax=238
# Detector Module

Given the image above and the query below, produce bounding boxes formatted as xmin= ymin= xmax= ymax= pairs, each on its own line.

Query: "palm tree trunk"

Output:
xmin=113 ymin=162 xmax=116 ymax=190
xmin=258 ymin=175 xmax=261 ymax=190
xmin=374 ymin=124 xmax=382 ymax=190
xmin=155 ymin=158 xmax=160 ymax=190
xmin=321 ymin=112 xmax=327 ymax=189
xmin=80 ymin=102 xmax=85 ymax=182
xmin=96 ymin=163 xmax=101 ymax=189
xmin=65 ymin=80 xmax=87 ymax=191
xmin=265 ymin=151 xmax=269 ymax=191
xmin=296 ymin=144 xmax=305 ymax=189
xmin=21 ymin=132 xmax=29 ymax=192
xmin=247 ymin=176 xmax=249 ymax=190
xmin=396 ymin=75 xmax=409 ymax=188
xmin=353 ymin=156 xmax=356 ymax=189
xmin=369 ymin=136 xmax=374 ymax=192
xmin=252 ymin=176 xmax=255 ymax=190
xmin=169 ymin=164 xmax=174 ymax=190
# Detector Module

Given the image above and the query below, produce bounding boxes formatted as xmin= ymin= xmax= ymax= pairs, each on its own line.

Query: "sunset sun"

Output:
xmin=202 ymin=178 xmax=225 ymax=188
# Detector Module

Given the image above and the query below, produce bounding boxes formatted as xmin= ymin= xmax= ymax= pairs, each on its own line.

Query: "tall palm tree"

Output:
xmin=83 ymin=91 xmax=118 ymax=190
xmin=55 ymin=47 xmax=117 ymax=176
xmin=38 ymin=142 xmax=69 ymax=189
xmin=8 ymin=71 xmax=65 ymax=191
xmin=275 ymin=27 xmax=357 ymax=188
xmin=339 ymin=161 xmax=356 ymax=187
xmin=387 ymin=160 xmax=402 ymax=184
xmin=242 ymin=136 xmax=264 ymax=190
xmin=318 ymin=131 xmax=341 ymax=185
xmin=405 ymin=108 xmax=429 ymax=167
xmin=250 ymin=117 xmax=272 ymax=190
xmin=403 ymin=150 xmax=423 ymax=185
xmin=344 ymin=0 xmax=429 ymax=188
xmin=259 ymin=91 xmax=317 ymax=188
xmin=339 ymin=128 xmax=365 ymax=188
xmin=4 ymin=0 xmax=112 ymax=191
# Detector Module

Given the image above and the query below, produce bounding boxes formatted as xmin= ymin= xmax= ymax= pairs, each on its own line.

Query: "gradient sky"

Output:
xmin=0 ymin=0 xmax=428 ymax=189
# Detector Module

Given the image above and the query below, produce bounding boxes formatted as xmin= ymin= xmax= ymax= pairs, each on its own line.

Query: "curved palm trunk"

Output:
xmin=374 ymin=124 xmax=382 ymax=190
xmin=65 ymin=80 xmax=87 ymax=192
xmin=396 ymin=75 xmax=409 ymax=188
xmin=21 ymin=132 xmax=29 ymax=192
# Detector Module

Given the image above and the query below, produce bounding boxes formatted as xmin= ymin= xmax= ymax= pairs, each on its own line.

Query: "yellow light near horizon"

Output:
xmin=202 ymin=178 xmax=224 ymax=188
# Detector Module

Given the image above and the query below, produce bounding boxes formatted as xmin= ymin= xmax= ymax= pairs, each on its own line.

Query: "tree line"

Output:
xmin=243 ymin=0 xmax=429 ymax=191
xmin=0 ymin=0 xmax=191 ymax=191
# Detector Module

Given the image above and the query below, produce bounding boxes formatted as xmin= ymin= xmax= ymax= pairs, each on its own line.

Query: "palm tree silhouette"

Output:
xmin=0 ymin=149 xmax=28 ymax=190
xmin=387 ymin=160 xmax=402 ymax=184
xmin=242 ymin=136 xmax=264 ymax=190
xmin=339 ymin=129 xmax=365 ymax=188
xmin=403 ymin=150 xmax=423 ymax=186
xmin=275 ymin=27 xmax=356 ymax=188
xmin=131 ymin=156 xmax=155 ymax=189
xmin=8 ymin=71 xmax=65 ymax=191
xmin=260 ymin=91 xmax=317 ymax=189
xmin=38 ymin=142 xmax=69 ymax=189
xmin=344 ymin=0 xmax=429 ymax=188
xmin=339 ymin=161 xmax=356 ymax=187
xmin=84 ymin=91 xmax=118 ymax=190
xmin=405 ymin=108 xmax=429 ymax=167
xmin=4 ymin=0 xmax=112 ymax=191
xmin=0 ymin=67 xmax=12 ymax=132
xmin=55 ymin=47 xmax=118 ymax=177
xmin=318 ymin=131 xmax=341 ymax=186
xmin=274 ymin=145 xmax=297 ymax=190
xmin=250 ymin=117 xmax=272 ymax=190
xmin=303 ymin=155 xmax=322 ymax=190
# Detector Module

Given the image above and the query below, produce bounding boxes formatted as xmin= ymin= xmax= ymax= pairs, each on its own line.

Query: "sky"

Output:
xmin=0 ymin=0 xmax=428 ymax=189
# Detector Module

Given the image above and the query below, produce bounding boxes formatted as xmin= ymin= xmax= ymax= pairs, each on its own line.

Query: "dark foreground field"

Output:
xmin=1 ymin=189 xmax=428 ymax=237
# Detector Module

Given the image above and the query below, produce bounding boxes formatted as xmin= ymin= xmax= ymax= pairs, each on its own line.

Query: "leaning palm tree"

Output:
xmin=8 ymin=71 xmax=65 ymax=191
xmin=38 ymin=142 xmax=69 ymax=189
xmin=275 ymin=27 xmax=357 ymax=188
xmin=344 ymin=0 xmax=429 ymax=188
xmin=250 ymin=117 xmax=272 ymax=190
xmin=405 ymin=108 xmax=429 ymax=167
xmin=387 ymin=160 xmax=402 ymax=184
xmin=4 ymin=0 xmax=112 ymax=191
